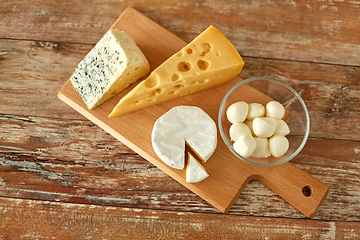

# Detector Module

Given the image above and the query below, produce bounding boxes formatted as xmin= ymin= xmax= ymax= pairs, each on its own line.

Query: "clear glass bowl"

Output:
xmin=218 ymin=76 xmax=310 ymax=166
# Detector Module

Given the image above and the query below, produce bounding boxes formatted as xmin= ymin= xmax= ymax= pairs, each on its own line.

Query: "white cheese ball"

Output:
xmin=269 ymin=135 xmax=289 ymax=157
xmin=247 ymin=103 xmax=265 ymax=120
xmin=274 ymin=119 xmax=290 ymax=136
xmin=229 ymin=122 xmax=252 ymax=142
xmin=252 ymin=137 xmax=271 ymax=158
xmin=226 ymin=101 xmax=249 ymax=123
xmin=253 ymin=117 xmax=278 ymax=138
xmin=266 ymin=101 xmax=285 ymax=119
xmin=233 ymin=134 xmax=256 ymax=158
xmin=244 ymin=120 xmax=254 ymax=135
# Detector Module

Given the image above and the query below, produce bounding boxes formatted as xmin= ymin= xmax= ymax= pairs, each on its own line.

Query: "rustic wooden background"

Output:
xmin=1 ymin=0 xmax=360 ymax=239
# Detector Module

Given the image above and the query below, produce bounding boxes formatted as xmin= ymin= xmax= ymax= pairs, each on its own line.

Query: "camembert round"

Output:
xmin=151 ymin=106 xmax=217 ymax=170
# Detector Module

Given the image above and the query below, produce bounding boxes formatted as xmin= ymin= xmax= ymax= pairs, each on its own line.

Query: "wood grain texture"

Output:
xmin=1 ymin=0 xmax=360 ymax=65
xmin=0 ymin=197 xmax=359 ymax=239
xmin=0 ymin=38 xmax=90 ymax=119
xmin=0 ymin=115 xmax=359 ymax=220
xmin=58 ymin=8 xmax=329 ymax=217
xmin=1 ymin=38 xmax=360 ymax=124
xmin=1 ymin=0 xmax=360 ymax=237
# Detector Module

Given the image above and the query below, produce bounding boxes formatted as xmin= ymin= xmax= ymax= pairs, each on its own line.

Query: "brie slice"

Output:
xmin=186 ymin=152 xmax=209 ymax=183
xmin=151 ymin=106 xmax=217 ymax=170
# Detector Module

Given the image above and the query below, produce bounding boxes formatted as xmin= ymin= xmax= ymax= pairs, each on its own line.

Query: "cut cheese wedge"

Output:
xmin=70 ymin=29 xmax=150 ymax=109
xmin=151 ymin=106 xmax=217 ymax=170
xmin=186 ymin=152 xmax=209 ymax=183
xmin=109 ymin=25 xmax=244 ymax=117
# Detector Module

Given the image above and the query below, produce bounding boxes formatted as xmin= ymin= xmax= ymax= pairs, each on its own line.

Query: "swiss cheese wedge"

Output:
xmin=109 ymin=25 xmax=244 ymax=117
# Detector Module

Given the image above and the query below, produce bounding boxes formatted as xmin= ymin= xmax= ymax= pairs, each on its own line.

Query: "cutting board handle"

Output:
xmin=254 ymin=162 xmax=329 ymax=218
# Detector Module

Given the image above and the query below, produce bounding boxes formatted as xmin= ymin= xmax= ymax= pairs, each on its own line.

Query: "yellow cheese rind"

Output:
xmin=109 ymin=25 xmax=244 ymax=117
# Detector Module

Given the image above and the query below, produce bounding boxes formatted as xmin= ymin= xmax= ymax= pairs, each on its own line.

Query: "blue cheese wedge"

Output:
xmin=70 ymin=29 xmax=150 ymax=109
xmin=186 ymin=152 xmax=209 ymax=183
xmin=151 ymin=106 xmax=217 ymax=170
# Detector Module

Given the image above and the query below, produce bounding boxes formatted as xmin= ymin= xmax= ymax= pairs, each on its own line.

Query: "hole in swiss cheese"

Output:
xmin=177 ymin=62 xmax=191 ymax=72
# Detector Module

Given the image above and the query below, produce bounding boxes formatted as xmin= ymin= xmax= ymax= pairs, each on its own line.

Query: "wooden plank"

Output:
xmin=0 ymin=197 xmax=359 ymax=239
xmin=241 ymin=57 xmax=360 ymax=86
xmin=1 ymin=21 xmax=359 ymax=219
xmin=0 ymin=39 xmax=90 ymax=119
xmin=1 ymin=1 xmax=360 ymax=66
xmin=57 ymin=8 xmax=329 ymax=217
xmin=1 ymin=115 xmax=360 ymax=220
xmin=1 ymin=37 xmax=360 ymax=125
xmin=0 ymin=0 xmax=359 ymax=237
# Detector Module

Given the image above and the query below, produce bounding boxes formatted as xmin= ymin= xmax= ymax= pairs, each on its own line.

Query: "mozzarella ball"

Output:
xmin=269 ymin=135 xmax=289 ymax=157
xmin=252 ymin=137 xmax=271 ymax=158
xmin=226 ymin=101 xmax=249 ymax=123
xmin=266 ymin=101 xmax=285 ymax=119
xmin=229 ymin=122 xmax=252 ymax=142
xmin=253 ymin=117 xmax=278 ymax=138
xmin=247 ymin=103 xmax=265 ymax=120
xmin=274 ymin=119 xmax=290 ymax=136
xmin=244 ymin=120 xmax=254 ymax=135
xmin=233 ymin=134 xmax=256 ymax=158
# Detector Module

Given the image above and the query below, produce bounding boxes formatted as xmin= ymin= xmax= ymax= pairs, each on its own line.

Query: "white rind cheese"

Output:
xmin=151 ymin=106 xmax=217 ymax=170
xmin=70 ymin=29 xmax=150 ymax=109
xmin=186 ymin=152 xmax=209 ymax=183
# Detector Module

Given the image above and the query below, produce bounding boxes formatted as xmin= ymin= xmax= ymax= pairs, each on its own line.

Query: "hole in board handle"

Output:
xmin=302 ymin=185 xmax=312 ymax=197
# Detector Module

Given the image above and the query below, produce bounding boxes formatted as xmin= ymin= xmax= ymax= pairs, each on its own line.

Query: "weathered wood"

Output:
xmin=0 ymin=39 xmax=90 ymax=119
xmin=1 ymin=0 xmax=360 ymax=237
xmin=1 ymin=115 xmax=360 ymax=220
xmin=56 ymin=9 xmax=330 ymax=217
xmin=241 ymin=57 xmax=360 ymax=86
xmin=1 ymin=38 xmax=360 ymax=138
xmin=1 ymin=1 xmax=360 ymax=66
xmin=0 ymin=197 xmax=359 ymax=239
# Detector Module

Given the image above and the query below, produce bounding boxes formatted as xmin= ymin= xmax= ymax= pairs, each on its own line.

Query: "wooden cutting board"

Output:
xmin=58 ymin=7 xmax=329 ymax=217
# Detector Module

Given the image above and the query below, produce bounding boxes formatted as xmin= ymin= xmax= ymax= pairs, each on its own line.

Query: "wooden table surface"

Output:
xmin=1 ymin=0 xmax=360 ymax=239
